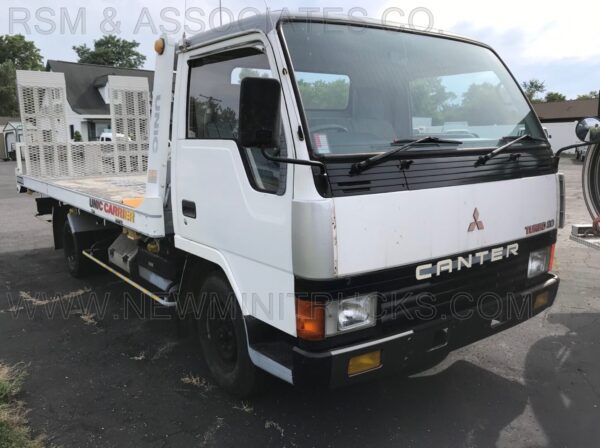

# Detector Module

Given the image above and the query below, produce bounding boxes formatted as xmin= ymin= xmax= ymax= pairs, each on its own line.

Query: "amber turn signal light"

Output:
xmin=549 ymin=243 xmax=556 ymax=271
xmin=296 ymin=298 xmax=325 ymax=341
xmin=348 ymin=350 xmax=382 ymax=376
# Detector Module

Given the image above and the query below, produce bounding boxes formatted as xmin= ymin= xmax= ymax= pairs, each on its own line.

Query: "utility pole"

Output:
xmin=219 ymin=0 xmax=223 ymax=26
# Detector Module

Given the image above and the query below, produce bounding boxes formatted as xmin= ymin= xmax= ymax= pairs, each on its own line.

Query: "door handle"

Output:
xmin=182 ymin=200 xmax=196 ymax=219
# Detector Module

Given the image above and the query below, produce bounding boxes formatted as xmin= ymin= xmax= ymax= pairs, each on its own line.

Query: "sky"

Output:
xmin=1 ymin=0 xmax=599 ymax=100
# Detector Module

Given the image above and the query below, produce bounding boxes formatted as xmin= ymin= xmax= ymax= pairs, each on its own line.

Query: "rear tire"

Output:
xmin=194 ymin=272 xmax=259 ymax=397
xmin=62 ymin=220 xmax=93 ymax=278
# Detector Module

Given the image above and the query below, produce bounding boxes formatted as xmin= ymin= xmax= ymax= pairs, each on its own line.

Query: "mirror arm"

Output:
xmin=553 ymin=142 xmax=594 ymax=168
xmin=261 ymin=148 xmax=328 ymax=176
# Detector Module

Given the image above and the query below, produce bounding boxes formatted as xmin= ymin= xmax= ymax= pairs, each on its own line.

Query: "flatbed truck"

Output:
xmin=15 ymin=13 xmax=580 ymax=395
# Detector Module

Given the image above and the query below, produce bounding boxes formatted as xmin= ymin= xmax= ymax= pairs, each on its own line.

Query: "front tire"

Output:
xmin=194 ymin=273 xmax=259 ymax=397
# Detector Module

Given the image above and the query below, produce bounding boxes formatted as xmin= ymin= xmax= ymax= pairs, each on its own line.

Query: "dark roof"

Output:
xmin=534 ymin=99 xmax=600 ymax=122
xmin=185 ymin=12 xmax=486 ymax=50
xmin=0 ymin=117 xmax=19 ymax=127
xmin=46 ymin=60 xmax=154 ymax=116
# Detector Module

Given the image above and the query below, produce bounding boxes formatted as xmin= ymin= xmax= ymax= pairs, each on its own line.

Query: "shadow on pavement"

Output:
xmin=524 ymin=312 xmax=600 ymax=448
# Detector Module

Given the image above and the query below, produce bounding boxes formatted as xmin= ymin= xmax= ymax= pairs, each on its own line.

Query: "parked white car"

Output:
xmin=99 ymin=132 xmax=129 ymax=142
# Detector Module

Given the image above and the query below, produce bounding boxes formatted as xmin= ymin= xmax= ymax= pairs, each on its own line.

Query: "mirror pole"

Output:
xmin=553 ymin=142 xmax=595 ymax=168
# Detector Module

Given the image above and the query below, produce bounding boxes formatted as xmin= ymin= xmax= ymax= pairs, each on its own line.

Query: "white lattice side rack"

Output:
xmin=15 ymin=70 xmax=166 ymax=237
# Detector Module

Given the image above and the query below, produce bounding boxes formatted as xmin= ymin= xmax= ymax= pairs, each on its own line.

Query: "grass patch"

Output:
xmin=0 ymin=363 xmax=44 ymax=448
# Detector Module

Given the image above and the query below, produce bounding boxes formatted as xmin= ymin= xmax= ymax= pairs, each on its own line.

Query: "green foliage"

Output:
xmin=73 ymin=131 xmax=82 ymax=142
xmin=189 ymin=95 xmax=237 ymax=138
xmin=521 ymin=79 xmax=546 ymax=102
xmin=411 ymin=77 xmax=457 ymax=125
xmin=0 ymin=35 xmax=43 ymax=117
xmin=0 ymin=61 xmax=19 ymax=116
xmin=577 ymin=91 xmax=599 ymax=100
xmin=459 ymin=83 xmax=518 ymax=125
xmin=411 ymin=80 xmax=518 ymax=126
xmin=545 ymin=91 xmax=567 ymax=102
xmin=297 ymin=79 xmax=350 ymax=110
xmin=0 ymin=35 xmax=43 ymax=70
xmin=73 ymin=35 xmax=146 ymax=69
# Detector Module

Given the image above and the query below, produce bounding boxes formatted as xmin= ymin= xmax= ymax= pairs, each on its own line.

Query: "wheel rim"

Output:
xmin=206 ymin=300 xmax=237 ymax=368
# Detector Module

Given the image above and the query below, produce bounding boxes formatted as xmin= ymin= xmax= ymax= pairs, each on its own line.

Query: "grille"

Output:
xmin=378 ymin=252 xmax=530 ymax=331
xmin=327 ymin=152 xmax=555 ymax=197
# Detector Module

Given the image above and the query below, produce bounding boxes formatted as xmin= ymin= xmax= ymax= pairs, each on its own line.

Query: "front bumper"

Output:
xmin=292 ymin=274 xmax=559 ymax=388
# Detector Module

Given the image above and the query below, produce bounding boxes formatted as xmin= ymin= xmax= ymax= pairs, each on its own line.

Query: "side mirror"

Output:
xmin=576 ymin=117 xmax=600 ymax=144
xmin=238 ymin=77 xmax=281 ymax=148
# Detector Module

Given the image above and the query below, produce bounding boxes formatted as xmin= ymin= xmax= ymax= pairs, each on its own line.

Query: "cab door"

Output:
xmin=171 ymin=34 xmax=297 ymax=335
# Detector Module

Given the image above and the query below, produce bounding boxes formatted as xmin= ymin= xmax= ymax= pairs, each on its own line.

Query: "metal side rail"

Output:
xmin=82 ymin=250 xmax=177 ymax=307
xmin=570 ymin=224 xmax=600 ymax=251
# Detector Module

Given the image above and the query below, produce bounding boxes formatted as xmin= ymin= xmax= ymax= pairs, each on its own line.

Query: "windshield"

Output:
xmin=281 ymin=22 xmax=545 ymax=156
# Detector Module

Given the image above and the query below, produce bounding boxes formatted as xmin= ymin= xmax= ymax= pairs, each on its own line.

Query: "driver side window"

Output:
xmin=187 ymin=47 xmax=287 ymax=195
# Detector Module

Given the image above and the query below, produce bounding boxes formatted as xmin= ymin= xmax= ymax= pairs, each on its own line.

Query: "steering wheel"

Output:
xmin=311 ymin=124 xmax=350 ymax=134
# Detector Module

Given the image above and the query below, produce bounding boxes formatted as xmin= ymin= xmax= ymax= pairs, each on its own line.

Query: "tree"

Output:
xmin=460 ymin=83 xmax=518 ymax=125
xmin=410 ymin=77 xmax=458 ymax=125
xmin=73 ymin=35 xmax=146 ymax=68
xmin=0 ymin=34 xmax=43 ymax=70
xmin=0 ymin=61 xmax=18 ymax=116
xmin=297 ymin=78 xmax=351 ymax=110
xmin=545 ymin=91 xmax=567 ymax=102
xmin=521 ymin=79 xmax=546 ymax=102
xmin=577 ymin=91 xmax=600 ymax=100
xmin=0 ymin=35 xmax=43 ymax=116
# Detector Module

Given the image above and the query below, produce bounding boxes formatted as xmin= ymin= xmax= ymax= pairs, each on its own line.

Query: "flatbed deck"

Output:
xmin=53 ymin=174 xmax=147 ymax=204
xmin=17 ymin=173 xmax=166 ymax=238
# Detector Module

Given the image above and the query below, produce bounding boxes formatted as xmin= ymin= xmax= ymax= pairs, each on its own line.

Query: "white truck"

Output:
xmin=15 ymin=14 xmax=572 ymax=395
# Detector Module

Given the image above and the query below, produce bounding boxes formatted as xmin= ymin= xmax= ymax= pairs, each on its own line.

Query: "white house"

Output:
xmin=46 ymin=60 xmax=154 ymax=141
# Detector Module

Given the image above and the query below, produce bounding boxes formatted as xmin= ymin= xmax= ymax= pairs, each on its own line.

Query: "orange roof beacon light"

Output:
xmin=154 ymin=38 xmax=166 ymax=55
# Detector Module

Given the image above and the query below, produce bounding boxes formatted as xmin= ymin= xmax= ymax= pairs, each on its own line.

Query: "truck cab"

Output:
xmin=168 ymin=14 xmax=560 ymax=390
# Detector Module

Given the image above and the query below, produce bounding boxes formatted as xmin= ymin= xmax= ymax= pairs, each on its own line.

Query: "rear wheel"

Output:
xmin=194 ymin=272 xmax=259 ymax=397
xmin=62 ymin=220 xmax=93 ymax=278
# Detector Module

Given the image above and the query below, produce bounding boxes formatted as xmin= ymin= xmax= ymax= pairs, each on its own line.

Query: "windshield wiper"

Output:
xmin=351 ymin=136 xmax=463 ymax=174
xmin=475 ymin=134 xmax=548 ymax=167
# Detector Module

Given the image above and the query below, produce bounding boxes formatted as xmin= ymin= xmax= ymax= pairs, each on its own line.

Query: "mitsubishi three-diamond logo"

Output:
xmin=468 ymin=208 xmax=485 ymax=232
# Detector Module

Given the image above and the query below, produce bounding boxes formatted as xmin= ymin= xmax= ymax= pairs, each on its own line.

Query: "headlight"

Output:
xmin=528 ymin=247 xmax=551 ymax=278
xmin=325 ymin=294 xmax=377 ymax=336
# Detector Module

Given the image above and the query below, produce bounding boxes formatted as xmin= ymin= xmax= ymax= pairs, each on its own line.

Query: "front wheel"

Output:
xmin=194 ymin=273 xmax=260 ymax=397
